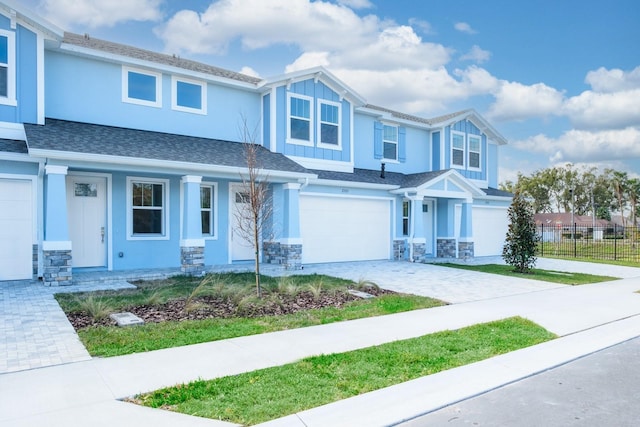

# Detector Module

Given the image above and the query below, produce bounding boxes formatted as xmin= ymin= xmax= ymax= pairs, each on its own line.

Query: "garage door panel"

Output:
xmin=473 ymin=207 xmax=508 ymax=257
xmin=0 ymin=179 xmax=33 ymax=281
xmin=300 ymin=196 xmax=390 ymax=264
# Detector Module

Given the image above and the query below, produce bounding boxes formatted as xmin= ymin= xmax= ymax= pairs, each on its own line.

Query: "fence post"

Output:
xmin=540 ymin=224 xmax=544 ymax=256
xmin=573 ymin=222 xmax=577 ymax=258
xmin=614 ymin=224 xmax=617 ymax=260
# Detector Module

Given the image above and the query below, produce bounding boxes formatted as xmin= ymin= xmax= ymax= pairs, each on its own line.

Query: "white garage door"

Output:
xmin=0 ymin=179 xmax=34 ymax=280
xmin=473 ymin=206 xmax=509 ymax=257
xmin=300 ymin=195 xmax=391 ymax=263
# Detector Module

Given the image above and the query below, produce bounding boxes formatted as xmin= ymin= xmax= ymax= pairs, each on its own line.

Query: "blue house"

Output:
xmin=0 ymin=2 xmax=511 ymax=285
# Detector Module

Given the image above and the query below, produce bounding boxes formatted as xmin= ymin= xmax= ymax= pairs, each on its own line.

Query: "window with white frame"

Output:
xmin=122 ymin=66 xmax=162 ymax=107
xmin=128 ymin=177 xmax=169 ymax=238
xmin=402 ymin=200 xmax=410 ymax=236
xmin=468 ymin=135 xmax=481 ymax=169
xmin=172 ymin=76 xmax=206 ymax=114
xmin=383 ymin=125 xmax=398 ymax=161
xmin=200 ymin=184 xmax=216 ymax=236
xmin=451 ymin=131 xmax=465 ymax=167
xmin=288 ymin=94 xmax=313 ymax=145
xmin=317 ymin=100 xmax=341 ymax=149
xmin=0 ymin=30 xmax=16 ymax=106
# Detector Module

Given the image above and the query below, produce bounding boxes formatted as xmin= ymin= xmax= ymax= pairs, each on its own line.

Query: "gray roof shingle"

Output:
xmin=0 ymin=139 xmax=28 ymax=154
xmin=483 ymin=187 xmax=513 ymax=197
xmin=24 ymin=119 xmax=309 ymax=174
xmin=63 ymin=32 xmax=262 ymax=85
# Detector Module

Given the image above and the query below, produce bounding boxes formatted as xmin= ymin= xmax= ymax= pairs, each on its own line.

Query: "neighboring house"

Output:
xmin=0 ymin=1 xmax=512 ymax=284
xmin=534 ymin=213 xmax=612 ymax=242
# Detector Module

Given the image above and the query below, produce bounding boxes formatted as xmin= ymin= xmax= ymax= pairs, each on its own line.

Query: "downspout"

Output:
xmin=405 ymin=192 xmax=414 ymax=262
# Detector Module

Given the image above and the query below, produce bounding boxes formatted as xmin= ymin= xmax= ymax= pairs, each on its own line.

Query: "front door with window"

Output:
xmin=230 ymin=184 xmax=256 ymax=261
xmin=422 ymin=200 xmax=434 ymax=255
xmin=66 ymin=176 xmax=107 ymax=268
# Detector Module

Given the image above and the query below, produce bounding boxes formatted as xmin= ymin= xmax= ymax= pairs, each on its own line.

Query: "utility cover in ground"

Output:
xmin=110 ymin=312 xmax=144 ymax=327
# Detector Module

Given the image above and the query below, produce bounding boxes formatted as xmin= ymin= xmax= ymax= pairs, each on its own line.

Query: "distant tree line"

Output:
xmin=500 ymin=164 xmax=640 ymax=226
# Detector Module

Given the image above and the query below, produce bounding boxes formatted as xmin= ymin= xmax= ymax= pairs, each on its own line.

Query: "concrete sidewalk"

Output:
xmin=2 ymin=267 xmax=640 ymax=426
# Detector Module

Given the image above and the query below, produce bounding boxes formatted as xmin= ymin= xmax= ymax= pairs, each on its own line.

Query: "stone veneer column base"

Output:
xmin=33 ymin=244 xmax=39 ymax=279
xmin=42 ymin=250 xmax=72 ymax=286
xmin=393 ymin=239 xmax=406 ymax=261
xmin=181 ymin=246 xmax=205 ymax=276
xmin=263 ymin=241 xmax=303 ymax=270
xmin=411 ymin=242 xmax=427 ymax=263
xmin=458 ymin=241 xmax=474 ymax=259
xmin=436 ymin=238 xmax=457 ymax=258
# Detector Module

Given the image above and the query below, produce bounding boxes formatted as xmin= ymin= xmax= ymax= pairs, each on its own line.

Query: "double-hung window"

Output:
xmin=128 ymin=177 xmax=169 ymax=239
xmin=172 ymin=76 xmax=206 ymax=114
xmin=383 ymin=125 xmax=398 ymax=161
xmin=468 ymin=135 xmax=481 ymax=170
xmin=451 ymin=131 xmax=465 ymax=168
xmin=0 ymin=30 xmax=15 ymax=106
xmin=288 ymin=94 xmax=313 ymax=145
xmin=317 ymin=100 xmax=341 ymax=149
xmin=200 ymin=184 xmax=217 ymax=237
xmin=122 ymin=66 xmax=162 ymax=107
xmin=402 ymin=200 xmax=410 ymax=236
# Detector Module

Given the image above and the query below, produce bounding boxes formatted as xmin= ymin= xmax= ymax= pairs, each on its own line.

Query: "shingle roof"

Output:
xmin=401 ymin=170 xmax=449 ymax=188
xmin=0 ymin=139 xmax=28 ymax=154
xmin=364 ymin=104 xmax=433 ymax=125
xmin=483 ymin=187 xmax=513 ymax=197
xmin=310 ymin=168 xmax=406 ymax=186
xmin=24 ymin=119 xmax=309 ymax=174
xmin=63 ymin=32 xmax=262 ymax=85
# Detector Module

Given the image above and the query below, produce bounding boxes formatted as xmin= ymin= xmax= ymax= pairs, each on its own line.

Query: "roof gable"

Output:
xmin=0 ymin=1 xmax=64 ymax=40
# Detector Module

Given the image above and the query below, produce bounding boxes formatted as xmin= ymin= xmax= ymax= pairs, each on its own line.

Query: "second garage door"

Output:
xmin=300 ymin=195 xmax=391 ymax=264
xmin=0 ymin=178 xmax=34 ymax=281
xmin=473 ymin=206 xmax=509 ymax=257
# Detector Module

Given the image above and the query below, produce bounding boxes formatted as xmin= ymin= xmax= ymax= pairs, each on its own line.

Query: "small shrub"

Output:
xmin=352 ymin=278 xmax=380 ymax=293
xmin=76 ymin=295 xmax=113 ymax=321
xmin=276 ymin=277 xmax=298 ymax=296
xmin=307 ymin=280 xmax=324 ymax=300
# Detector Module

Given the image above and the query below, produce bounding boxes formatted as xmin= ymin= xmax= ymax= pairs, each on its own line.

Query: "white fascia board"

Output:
xmin=311 ymin=178 xmax=399 ymax=191
xmin=30 ymin=148 xmax=316 ymax=181
xmin=1 ymin=1 xmax=64 ymax=39
xmin=287 ymin=155 xmax=354 ymax=173
xmin=56 ymin=44 xmax=260 ymax=92
xmin=0 ymin=121 xmax=25 ymax=139
xmin=435 ymin=109 xmax=507 ymax=146
xmin=0 ymin=151 xmax=37 ymax=163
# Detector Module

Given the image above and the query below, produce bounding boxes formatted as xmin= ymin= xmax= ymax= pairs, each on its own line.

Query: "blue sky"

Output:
xmin=20 ymin=0 xmax=640 ymax=183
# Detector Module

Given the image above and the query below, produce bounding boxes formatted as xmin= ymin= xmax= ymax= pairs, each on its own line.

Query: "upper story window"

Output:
xmin=317 ymin=100 xmax=341 ymax=150
xmin=383 ymin=125 xmax=398 ymax=161
xmin=122 ymin=66 xmax=162 ymax=108
xmin=200 ymin=183 xmax=217 ymax=237
xmin=468 ymin=135 xmax=481 ymax=169
xmin=451 ymin=131 xmax=465 ymax=168
xmin=0 ymin=30 xmax=16 ymax=106
xmin=287 ymin=93 xmax=313 ymax=146
xmin=127 ymin=177 xmax=169 ymax=240
xmin=172 ymin=76 xmax=207 ymax=115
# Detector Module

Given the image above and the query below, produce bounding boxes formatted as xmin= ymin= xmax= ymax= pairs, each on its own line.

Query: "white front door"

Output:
xmin=230 ymin=185 xmax=255 ymax=261
xmin=66 ymin=176 xmax=107 ymax=268
xmin=422 ymin=200 xmax=434 ymax=254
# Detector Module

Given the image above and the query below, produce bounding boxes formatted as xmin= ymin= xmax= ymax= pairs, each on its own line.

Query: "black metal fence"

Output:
xmin=537 ymin=223 xmax=640 ymax=262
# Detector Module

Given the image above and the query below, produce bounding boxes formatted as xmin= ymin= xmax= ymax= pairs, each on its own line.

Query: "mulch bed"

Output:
xmin=67 ymin=287 xmax=394 ymax=330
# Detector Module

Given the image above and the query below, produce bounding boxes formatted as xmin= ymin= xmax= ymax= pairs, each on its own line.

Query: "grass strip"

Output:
xmin=135 ymin=317 xmax=555 ymax=425
xmin=438 ymin=263 xmax=618 ymax=285
xmin=79 ymin=293 xmax=443 ymax=357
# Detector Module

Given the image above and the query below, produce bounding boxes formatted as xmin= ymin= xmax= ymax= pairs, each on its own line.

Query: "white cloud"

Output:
xmin=336 ymin=0 xmax=373 ymax=9
xmin=39 ymin=0 xmax=162 ymax=29
xmin=460 ymin=45 xmax=491 ymax=63
xmin=454 ymin=22 xmax=477 ymax=34
xmin=487 ymin=81 xmax=565 ymax=121
xmin=512 ymin=127 xmax=640 ymax=163
xmin=563 ymin=89 xmax=640 ymax=130
xmin=408 ymin=18 xmax=434 ymax=35
xmin=585 ymin=66 xmax=640 ymax=93
xmin=239 ymin=66 xmax=260 ymax=78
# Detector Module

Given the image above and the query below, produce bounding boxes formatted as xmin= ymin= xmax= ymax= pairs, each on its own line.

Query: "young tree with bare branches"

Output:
xmin=233 ymin=119 xmax=273 ymax=297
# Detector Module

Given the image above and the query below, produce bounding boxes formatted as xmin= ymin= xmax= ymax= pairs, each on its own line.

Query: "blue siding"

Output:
xmin=262 ymin=93 xmax=270 ymax=148
xmin=432 ymin=131 xmax=440 ymax=170
xmin=488 ymin=143 xmax=499 ymax=188
xmin=45 ymin=51 xmax=261 ymax=142
xmin=444 ymin=120 xmax=488 ymax=182
xmin=16 ymin=25 xmax=38 ymax=124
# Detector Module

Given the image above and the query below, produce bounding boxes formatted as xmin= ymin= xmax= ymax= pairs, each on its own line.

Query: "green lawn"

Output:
xmin=135 ymin=317 xmax=555 ymax=426
xmin=438 ymin=263 xmax=618 ymax=285
xmin=55 ymin=273 xmax=444 ymax=357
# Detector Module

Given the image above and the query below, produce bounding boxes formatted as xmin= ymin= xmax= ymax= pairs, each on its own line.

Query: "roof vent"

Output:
xmin=380 ymin=162 xmax=386 ymax=179
xmin=84 ymin=33 xmax=90 ymax=40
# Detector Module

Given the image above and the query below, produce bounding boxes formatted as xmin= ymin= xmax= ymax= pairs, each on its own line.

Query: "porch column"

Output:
xmin=42 ymin=165 xmax=72 ymax=286
xmin=263 ymin=183 xmax=302 ymax=270
xmin=458 ymin=201 xmax=474 ymax=258
xmin=180 ymin=175 xmax=205 ymax=275
xmin=409 ymin=195 xmax=427 ymax=263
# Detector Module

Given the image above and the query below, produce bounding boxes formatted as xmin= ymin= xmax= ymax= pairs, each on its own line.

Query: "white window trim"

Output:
xmin=126 ymin=176 xmax=170 ymax=240
xmin=468 ymin=134 xmax=482 ymax=171
xmin=382 ymin=123 xmax=399 ymax=162
xmin=0 ymin=29 xmax=16 ymax=107
xmin=450 ymin=130 xmax=466 ymax=169
xmin=122 ymin=66 xmax=162 ymax=108
xmin=171 ymin=75 xmax=207 ymax=115
xmin=200 ymin=182 xmax=218 ymax=239
xmin=286 ymin=92 xmax=314 ymax=147
xmin=316 ymin=99 xmax=342 ymax=150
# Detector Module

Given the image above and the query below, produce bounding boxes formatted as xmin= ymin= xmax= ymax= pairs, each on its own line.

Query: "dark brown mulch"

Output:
xmin=67 ymin=287 xmax=393 ymax=331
